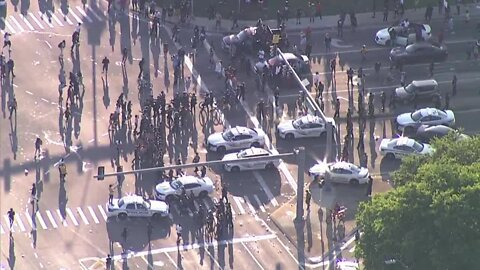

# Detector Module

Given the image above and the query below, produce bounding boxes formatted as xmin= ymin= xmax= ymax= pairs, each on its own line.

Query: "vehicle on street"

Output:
xmin=336 ymin=260 xmax=360 ymax=270
xmin=396 ymin=107 xmax=455 ymax=133
xmin=207 ymin=126 xmax=266 ymax=153
xmin=379 ymin=137 xmax=434 ymax=159
xmin=222 ymin=147 xmax=280 ymax=172
xmin=155 ymin=175 xmax=214 ymax=202
xmin=375 ymin=23 xmax=432 ymax=46
xmin=390 ymin=42 xmax=447 ymax=67
xmin=394 ymin=79 xmax=439 ymax=101
xmin=221 ymin=27 xmax=257 ymax=51
xmin=308 ymin=161 xmax=370 ymax=185
xmin=277 ymin=115 xmax=334 ymax=139
xmin=414 ymin=125 xmax=470 ymax=143
xmin=107 ymin=195 xmax=169 ymax=220
xmin=255 ymin=53 xmax=310 ymax=75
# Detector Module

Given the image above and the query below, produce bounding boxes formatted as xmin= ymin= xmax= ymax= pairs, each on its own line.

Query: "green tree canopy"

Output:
xmin=356 ymin=135 xmax=480 ymax=270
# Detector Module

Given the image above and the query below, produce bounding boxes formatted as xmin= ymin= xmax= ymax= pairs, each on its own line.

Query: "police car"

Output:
xmin=379 ymin=137 xmax=434 ymax=160
xmin=106 ymin=195 xmax=169 ymax=220
xmin=207 ymin=126 xmax=266 ymax=154
xmin=155 ymin=175 xmax=214 ymax=202
xmin=396 ymin=107 xmax=455 ymax=133
xmin=222 ymin=147 xmax=280 ymax=172
xmin=309 ymin=161 xmax=370 ymax=185
xmin=277 ymin=115 xmax=334 ymax=140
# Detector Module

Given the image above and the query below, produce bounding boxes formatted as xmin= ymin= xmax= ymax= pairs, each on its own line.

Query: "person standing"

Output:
xmin=8 ymin=97 xmax=17 ymax=120
xmin=334 ymin=98 xmax=340 ymax=118
xmin=34 ymin=137 xmax=43 ymax=159
xmin=305 ymin=189 xmax=312 ymax=211
xmin=3 ymin=32 xmax=12 ymax=49
xmin=383 ymin=6 xmax=389 ymax=22
xmin=108 ymin=184 xmax=117 ymax=205
xmin=121 ymin=48 xmax=128 ymax=65
xmin=7 ymin=58 xmax=15 ymax=78
xmin=138 ymin=58 xmax=145 ymax=79
xmin=106 ymin=254 xmax=112 ymax=269
xmin=102 ymin=56 xmax=110 ymax=75
xmin=452 ymin=75 xmax=457 ymax=96
xmin=324 ymin=33 xmax=332 ymax=52
xmin=176 ymin=224 xmax=183 ymax=246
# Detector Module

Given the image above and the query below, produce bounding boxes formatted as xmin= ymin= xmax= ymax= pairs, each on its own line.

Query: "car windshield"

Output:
xmin=222 ymin=130 xmax=235 ymax=141
xmin=404 ymin=84 xmax=415 ymax=93
xmin=292 ymin=119 xmax=303 ymax=129
xmin=170 ymin=180 xmax=183 ymax=190
xmin=411 ymin=110 xmax=423 ymax=121
xmin=412 ymin=141 xmax=424 ymax=152
xmin=118 ymin=198 xmax=124 ymax=207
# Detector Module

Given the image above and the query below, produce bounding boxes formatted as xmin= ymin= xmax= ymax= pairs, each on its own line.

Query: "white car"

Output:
xmin=106 ymin=195 xmax=169 ymax=220
xmin=0 ymin=0 xmax=5 ymax=7
xmin=207 ymin=126 xmax=266 ymax=153
xmin=308 ymin=161 xmax=370 ymax=185
xmin=155 ymin=175 xmax=214 ymax=201
xmin=336 ymin=261 xmax=359 ymax=270
xmin=277 ymin=115 xmax=334 ymax=139
xmin=379 ymin=137 xmax=433 ymax=159
xmin=222 ymin=147 xmax=280 ymax=172
xmin=221 ymin=27 xmax=256 ymax=50
xmin=396 ymin=107 xmax=455 ymax=133
xmin=375 ymin=23 xmax=431 ymax=46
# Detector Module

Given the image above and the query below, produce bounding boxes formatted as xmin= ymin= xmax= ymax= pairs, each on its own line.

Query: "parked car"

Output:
xmin=379 ymin=137 xmax=434 ymax=159
xmin=255 ymin=53 xmax=310 ymax=75
xmin=221 ymin=27 xmax=257 ymax=51
xmin=106 ymin=195 xmax=169 ymax=220
xmin=390 ymin=42 xmax=447 ymax=67
xmin=222 ymin=147 xmax=280 ymax=172
xmin=396 ymin=107 xmax=455 ymax=133
xmin=414 ymin=125 xmax=470 ymax=143
xmin=375 ymin=23 xmax=431 ymax=46
xmin=277 ymin=115 xmax=334 ymax=139
xmin=309 ymin=161 xmax=370 ymax=185
xmin=336 ymin=261 xmax=360 ymax=270
xmin=155 ymin=175 xmax=214 ymax=202
xmin=394 ymin=79 xmax=439 ymax=101
xmin=207 ymin=126 xmax=266 ymax=154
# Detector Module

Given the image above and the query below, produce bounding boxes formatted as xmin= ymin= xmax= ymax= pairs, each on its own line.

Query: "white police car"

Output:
xmin=207 ymin=126 xmax=266 ymax=154
xmin=277 ymin=115 xmax=334 ymax=140
xmin=106 ymin=195 xmax=169 ymax=220
xmin=155 ymin=175 xmax=214 ymax=202
xmin=309 ymin=161 xmax=370 ymax=185
xmin=222 ymin=147 xmax=280 ymax=172
xmin=379 ymin=137 xmax=434 ymax=160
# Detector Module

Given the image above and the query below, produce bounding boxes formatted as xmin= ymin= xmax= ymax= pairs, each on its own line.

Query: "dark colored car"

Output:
xmin=414 ymin=125 xmax=470 ymax=143
xmin=390 ymin=42 xmax=448 ymax=67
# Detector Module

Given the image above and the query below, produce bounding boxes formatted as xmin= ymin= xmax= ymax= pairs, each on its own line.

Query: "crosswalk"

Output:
xmin=0 ymin=5 xmax=105 ymax=35
xmin=0 ymin=192 xmax=279 ymax=234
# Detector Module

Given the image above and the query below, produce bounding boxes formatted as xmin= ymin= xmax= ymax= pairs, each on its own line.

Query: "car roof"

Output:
xmin=411 ymin=79 xmax=438 ymax=87
xmin=231 ymin=126 xmax=257 ymax=136
xmin=241 ymin=147 xmax=270 ymax=157
xmin=423 ymin=125 xmax=453 ymax=134
xmin=419 ymin=107 xmax=442 ymax=117
xmin=120 ymin=195 xmax=145 ymax=204
xmin=178 ymin=175 xmax=211 ymax=185
xmin=331 ymin=162 xmax=359 ymax=171
xmin=300 ymin=115 xmax=323 ymax=125
xmin=394 ymin=137 xmax=415 ymax=147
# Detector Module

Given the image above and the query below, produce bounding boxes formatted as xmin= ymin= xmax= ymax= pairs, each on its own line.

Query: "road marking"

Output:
xmin=49 ymin=12 xmax=64 ymax=27
xmin=204 ymin=247 xmax=222 ymax=269
xmin=35 ymin=211 xmax=48 ymax=229
xmin=18 ymin=14 xmax=35 ymax=31
xmin=349 ymin=246 xmax=355 ymax=253
xmin=253 ymin=171 xmax=279 ymax=207
xmin=4 ymin=215 xmax=14 ymax=232
xmin=16 ymin=215 xmax=26 ymax=232
xmin=56 ymin=209 xmax=68 ymax=226
xmin=244 ymin=196 xmax=257 ymax=215
xmin=1 ymin=17 xmax=17 ymax=34
xmin=87 ymin=6 xmax=103 ymax=21
xmin=253 ymin=195 xmax=266 ymax=212
xmin=10 ymin=16 xmax=25 ymax=32
xmin=87 ymin=206 xmax=100 ymax=224
xmin=77 ymin=207 xmax=90 ymax=225
xmin=64 ymin=13 xmax=74 ymax=25
xmin=25 ymin=209 xmax=36 ymax=230
xmin=232 ymin=196 xmax=246 ymax=215
xmin=68 ymin=8 xmax=83 ymax=24
xmin=29 ymin=13 xmax=44 ymax=29
xmin=97 ymin=205 xmax=108 ymax=221
xmin=0 ymin=224 xmax=5 ymax=234
xmin=76 ymin=7 xmax=93 ymax=23
xmin=241 ymin=242 xmax=265 ymax=270
xmin=66 ymin=208 xmax=79 ymax=226
xmin=163 ymin=252 xmax=178 ymax=268
xmin=38 ymin=12 xmax=54 ymax=28
xmin=276 ymin=237 xmax=303 ymax=269
xmin=45 ymin=210 xmax=58 ymax=228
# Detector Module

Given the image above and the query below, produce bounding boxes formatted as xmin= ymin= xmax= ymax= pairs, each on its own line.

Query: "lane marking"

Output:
xmin=25 ymin=209 xmax=36 ymax=230
xmin=232 ymin=196 xmax=246 ymax=215
xmin=10 ymin=16 xmax=25 ymax=32
xmin=56 ymin=209 xmax=68 ymax=226
xmin=253 ymin=194 xmax=266 ymax=212
xmin=16 ymin=215 xmax=26 ymax=232
xmin=35 ymin=211 xmax=48 ymax=229
xmin=87 ymin=6 xmax=103 ymax=21
xmin=66 ymin=208 xmax=79 ymax=226
xmin=4 ymin=215 xmax=15 ymax=232
xmin=0 ymin=224 xmax=5 ymax=234
xmin=253 ymin=171 xmax=279 ymax=207
xmin=204 ymin=247 xmax=222 ymax=269
xmin=65 ymin=13 xmax=74 ymax=25
xmin=97 ymin=205 xmax=108 ymax=221
xmin=28 ymin=13 xmax=44 ymax=29
xmin=38 ymin=12 xmax=54 ymax=28
xmin=349 ymin=246 xmax=355 ymax=253
xmin=18 ymin=14 xmax=35 ymax=31
xmin=77 ymin=207 xmax=90 ymax=225
xmin=87 ymin=206 xmax=100 ymax=224
xmin=276 ymin=237 xmax=303 ymax=269
xmin=164 ymin=252 xmax=178 ymax=268
xmin=76 ymin=7 xmax=93 ymax=23
xmin=244 ymin=196 xmax=258 ymax=216
xmin=241 ymin=242 xmax=265 ymax=270
xmin=1 ymin=17 xmax=17 ymax=34
xmin=50 ymin=12 xmax=64 ymax=27
xmin=45 ymin=210 xmax=58 ymax=228
xmin=68 ymin=8 xmax=83 ymax=24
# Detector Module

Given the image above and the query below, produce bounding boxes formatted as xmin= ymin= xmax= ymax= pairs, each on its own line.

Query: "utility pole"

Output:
xmin=294 ymin=147 xmax=305 ymax=222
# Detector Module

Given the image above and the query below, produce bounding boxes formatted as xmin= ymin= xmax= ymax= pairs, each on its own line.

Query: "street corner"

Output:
xmin=269 ymin=197 xmax=300 ymax=245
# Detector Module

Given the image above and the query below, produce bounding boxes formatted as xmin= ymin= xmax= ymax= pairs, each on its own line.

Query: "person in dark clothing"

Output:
xmin=102 ymin=56 xmax=110 ymax=75
xmin=138 ymin=58 xmax=145 ymax=79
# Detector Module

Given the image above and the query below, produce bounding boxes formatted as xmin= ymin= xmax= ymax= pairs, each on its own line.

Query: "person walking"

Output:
xmin=138 ymin=58 xmax=145 ymax=79
xmin=334 ymin=98 xmax=340 ymax=118
xmin=58 ymin=158 xmax=67 ymax=181
xmin=3 ymin=32 xmax=12 ymax=49
xmin=7 ymin=58 xmax=15 ymax=78
xmin=176 ymin=224 xmax=183 ymax=246
xmin=106 ymin=254 xmax=112 ymax=269
xmin=108 ymin=184 xmax=117 ymax=205
xmin=102 ymin=56 xmax=110 ymax=75
xmin=121 ymin=48 xmax=128 ymax=65
xmin=7 ymin=208 xmax=15 ymax=230
xmin=34 ymin=137 xmax=43 ymax=159
xmin=444 ymin=93 xmax=450 ymax=110
xmin=8 ymin=97 xmax=17 ymax=120
xmin=30 ymin=183 xmax=37 ymax=210
xmin=305 ymin=189 xmax=312 ymax=211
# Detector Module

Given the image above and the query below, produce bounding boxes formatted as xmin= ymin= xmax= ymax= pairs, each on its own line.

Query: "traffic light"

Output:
xmin=97 ymin=166 xmax=105 ymax=181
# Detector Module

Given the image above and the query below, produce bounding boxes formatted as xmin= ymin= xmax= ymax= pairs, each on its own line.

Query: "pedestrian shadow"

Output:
xmin=102 ymin=77 xmax=110 ymax=108
xmin=8 ymin=234 xmax=15 ymax=269
xmin=146 ymin=243 xmax=154 ymax=270
xmin=122 ymin=67 xmax=129 ymax=100
xmin=109 ymin=13 xmax=117 ymax=51
xmin=31 ymin=227 xmax=37 ymax=248
xmin=11 ymin=0 xmax=19 ymax=12
xmin=60 ymin=0 xmax=68 ymax=20
xmin=177 ymin=248 xmax=183 ymax=269
xmin=20 ymin=0 xmax=30 ymax=16
xmin=217 ymin=241 xmax=226 ymax=269
xmin=9 ymin=116 xmax=18 ymax=160
xmin=306 ymin=210 xmax=313 ymax=252
xmin=131 ymin=13 xmax=138 ymax=46
xmin=164 ymin=58 xmax=171 ymax=91
xmin=58 ymin=179 xmax=68 ymax=220
xmin=150 ymin=36 xmax=161 ymax=78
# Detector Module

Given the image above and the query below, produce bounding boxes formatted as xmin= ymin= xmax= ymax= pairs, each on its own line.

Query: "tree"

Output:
xmin=355 ymin=136 xmax=480 ymax=270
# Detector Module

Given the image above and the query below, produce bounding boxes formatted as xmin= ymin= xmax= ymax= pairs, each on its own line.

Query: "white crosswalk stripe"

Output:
xmin=4 ymin=215 xmax=14 ymax=232
xmin=97 ymin=205 xmax=108 ymax=221
xmin=16 ymin=215 xmax=26 ymax=232
xmin=253 ymin=194 xmax=266 ymax=212
xmin=1 ymin=17 xmax=16 ymax=34
xmin=244 ymin=196 xmax=257 ymax=215
xmin=25 ymin=209 xmax=36 ymax=230
xmin=64 ymin=13 xmax=74 ymax=25
xmin=19 ymin=14 xmax=35 ymax=31
xmin=253 ymin=171 xmax=279 ymax=207
xmin=39 ymin=12 xmax=54 ymax=28
xmin=50 ymin=12 xmax=64 ymax=27
xmin=77 ymin=207 xmax=90 ymax=225
xmin=76 ymin=7 xmax=93 ymax=23
xmin=35 ymin=211 xmax=48 ymax=229
xmin=68 ymin=8 xmax=83 ymax=23
xmin=29 ymin=12 xmax=44 ymax=29
xmin=87 ymin=6 xmax=103 ymax=21
xmin=45 ymin=210 xmax=58 ymax=228
xmin=66 ymin=208 xmax=79 ymax=226
xmin=88 ymin=206 xmax=100 ymax=224
xmin=10 ymin=16 xmax=25 ymax=32
xmin=56 ymin=209 xmax=68 ymax=227
xmin=0 ymin=224 xmax=5 ymax=234
xmin=232 ymin=196 xmax=246 ymax=215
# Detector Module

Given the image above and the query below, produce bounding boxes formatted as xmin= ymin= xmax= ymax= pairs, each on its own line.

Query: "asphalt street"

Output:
xmin=1 ymin=1 xmax=480 ymax=269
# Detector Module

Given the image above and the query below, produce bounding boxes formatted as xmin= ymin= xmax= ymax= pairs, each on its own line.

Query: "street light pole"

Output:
xmin=294 ymin=147 xmax=305 ymax=222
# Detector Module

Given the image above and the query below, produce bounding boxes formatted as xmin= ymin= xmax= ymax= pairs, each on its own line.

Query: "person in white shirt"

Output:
xmin=3 ymin=33 xmax=11 ymax=49
xmin=75 ymin=23 xmax=82 ymax=33
xmin=313 ymin=71 xmax=320 ymax=88
xmin=215 ymin=60 xmax=223 ymax=78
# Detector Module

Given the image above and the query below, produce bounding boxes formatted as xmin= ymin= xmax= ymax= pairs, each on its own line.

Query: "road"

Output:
xmin=1 ymin=1 xmax=480 ymax=270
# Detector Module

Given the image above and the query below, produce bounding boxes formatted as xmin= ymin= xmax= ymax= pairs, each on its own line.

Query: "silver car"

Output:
xmin=308 ymin=161 xmax=370 ymax=185
xmin=396 ymin=108 xmax=455 ymax=133
xmin=379 ymin=137 xmax=434 ymax=160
